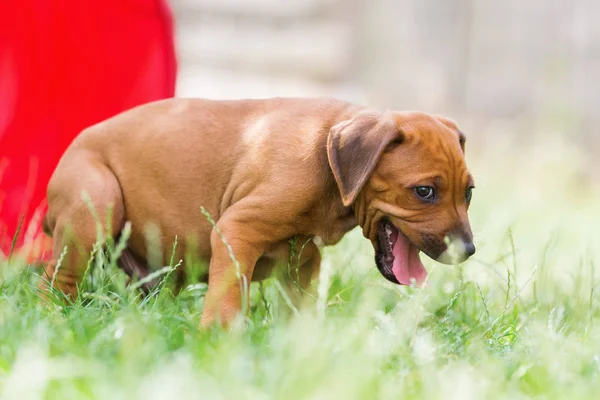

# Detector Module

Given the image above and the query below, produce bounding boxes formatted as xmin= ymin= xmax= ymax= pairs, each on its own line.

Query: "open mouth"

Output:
xmin=375 ymin=218 xmax=428 ymax=286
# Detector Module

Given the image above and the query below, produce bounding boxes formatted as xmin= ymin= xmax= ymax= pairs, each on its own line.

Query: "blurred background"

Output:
xmin=172 ymin=0 xmax=599 ymax=158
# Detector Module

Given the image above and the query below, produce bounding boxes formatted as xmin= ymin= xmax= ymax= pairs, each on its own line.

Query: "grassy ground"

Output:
xmin=1 ymin=133 xmax=599 ymax=399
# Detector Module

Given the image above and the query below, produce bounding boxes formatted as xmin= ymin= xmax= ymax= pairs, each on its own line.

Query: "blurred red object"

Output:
xmin=0 ymin=0 xmax=177 ymax=261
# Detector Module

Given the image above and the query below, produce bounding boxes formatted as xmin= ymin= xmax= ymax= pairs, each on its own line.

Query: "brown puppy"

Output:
xmin=42 ymin=97 xmax=475 ymax=326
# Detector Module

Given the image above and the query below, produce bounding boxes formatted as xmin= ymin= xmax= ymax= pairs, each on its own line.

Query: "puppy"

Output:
xmin=42 ymin=97 xmax=475 ymax=326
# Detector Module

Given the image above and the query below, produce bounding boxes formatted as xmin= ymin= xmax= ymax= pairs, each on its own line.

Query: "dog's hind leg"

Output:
xmin=41 ymin=153 xmax=125 ymax=299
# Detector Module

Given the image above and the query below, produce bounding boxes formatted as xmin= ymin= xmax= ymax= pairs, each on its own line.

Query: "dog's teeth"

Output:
xmin=385 ymin=224 xmax=393 ymax=237
xmin=384 ymin=225 xmax=393 ymax=248
xmin=380 ymin=222 xmax=395 ymax=256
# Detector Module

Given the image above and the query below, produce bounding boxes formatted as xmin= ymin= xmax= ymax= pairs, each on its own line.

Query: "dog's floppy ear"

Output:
xmin=327 ymin=110 xmax=402 ymax=206
xmin=434 ymin=115 xmax=466 ymax=153
xmin=457 ymin=130 xmax=466 ymax=153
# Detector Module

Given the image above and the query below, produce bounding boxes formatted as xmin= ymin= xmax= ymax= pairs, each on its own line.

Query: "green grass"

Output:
xmin=1 ymin=134 xmax=600 ymax=399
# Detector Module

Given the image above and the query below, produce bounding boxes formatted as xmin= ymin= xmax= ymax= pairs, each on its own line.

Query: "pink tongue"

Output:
xmin=391 ymin=231 xmax=428 ymax=286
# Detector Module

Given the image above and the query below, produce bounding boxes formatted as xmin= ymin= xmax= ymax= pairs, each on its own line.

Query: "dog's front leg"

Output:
xmin=200 ymin=217 xmax=268 ymax=328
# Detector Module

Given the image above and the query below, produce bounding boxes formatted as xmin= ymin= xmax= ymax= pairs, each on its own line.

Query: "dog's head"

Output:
xmin=327 ymin=110 xmax=475 ymax=286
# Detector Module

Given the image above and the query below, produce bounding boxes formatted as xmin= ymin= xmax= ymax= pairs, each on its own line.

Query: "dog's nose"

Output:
xmin=463 ymin=241 xmax=476 ymax=257
xmin=435 ymin=238 xmax=476 ymax=265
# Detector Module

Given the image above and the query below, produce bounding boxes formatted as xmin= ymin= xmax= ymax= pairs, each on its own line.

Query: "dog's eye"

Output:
xmin=414 ymin=186 xmax=435 ymax=202
xmin=465 ymin=186 xmax=474 ymax=203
